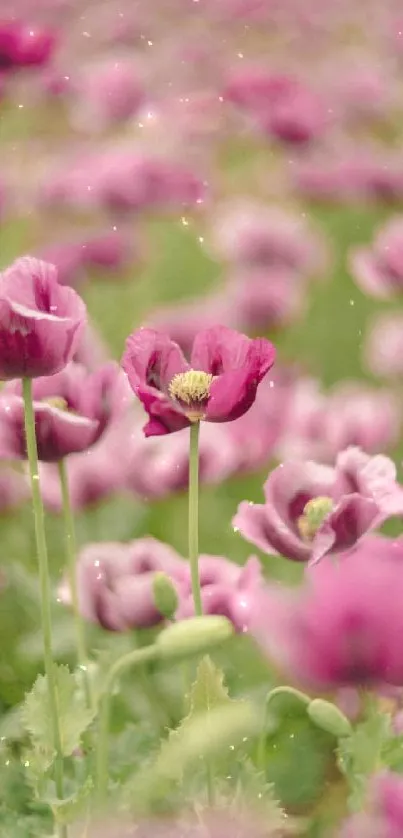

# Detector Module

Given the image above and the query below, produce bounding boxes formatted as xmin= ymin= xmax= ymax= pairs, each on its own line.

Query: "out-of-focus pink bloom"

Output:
xmin=178 ymin=555 xmax=264 ymax=633
xmin=96 ymin=151 xmax=207 ymax=215
xmin=350 ymin=217 xmax=403 ymax=299
xmin=38 ymin=242 xmax=85 ymax=287
xmin=0 ymin=21 xmax=55 ymax=71
xmin=293 ymin=149 xmax=403 ymax=204
xmin=227 ymin=267 xmax=306 ymax=331
xmin=226 ymin=367 xmax=295 ymax=473
xmin=40 ymin=417 xmax=130 ymax=511
xmin=208 ymin=199 xmax=327 ymax=276
xmin=252 ymin=547 xmax=403 ymax=689
xmin=81 ymin=229 xmax=138 ymax=274
xmin=146 ymin=293 xmax=236 ymax=357
xmin=278 ymin=379 xmax=401 ymax=461
xmin=325 ymin=383 xmax=401 ymax=456
xmin=276 ymin=377 xmax=328 ymax=462
xmin=0 ymin=464 xmax=29 ymax=511
xmin=364 ymin=313 xmax=403 ymax=379
xmin=329 ymin=59 xmax=394 ymax=121
xmin=69 ymin=57 xmax=144 ymax=131
xmin=233 ymin=447 xmax=403 ymax=564
xmin=122 ymin=326 xmax=275 ymax=437
xmin=126 ymin=420 xmax=236 ymax=500
xmin=340 ymin=772 xmax=403 ymax=838
xmin=73 ymin=322 xmax=110 ymax=371
xmin=0 ymin=257 xmax=86 ymax=380
xmin=62 ymin=538 xmax=188 ymax=631
xmin=0 ymin=362 xmax=125 ymax=462
xmin=224 ymin=68 xmax=327 ymax=144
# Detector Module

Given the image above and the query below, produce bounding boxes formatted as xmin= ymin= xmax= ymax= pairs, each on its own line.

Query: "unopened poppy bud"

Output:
xmin=307 ymin=698 xmax=352 ymax=738
xmin=156 ymin=615 xmax=233 ymax=660
xmin=152 ymin=572 xmax=179 ymax=620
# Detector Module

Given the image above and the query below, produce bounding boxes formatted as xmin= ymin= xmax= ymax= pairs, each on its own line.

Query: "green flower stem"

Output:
xmin=22 ymin=379 xmax=67 ymax=838
xmin=189 ymin=421 xmax=202 ymax=616
xmin=96 ymin=645 xmax=158 ymax=799
xmin=57 ymin=458 xmax=92 ymax=711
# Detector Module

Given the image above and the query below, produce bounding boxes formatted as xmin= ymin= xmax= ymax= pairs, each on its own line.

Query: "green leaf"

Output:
xmin=337 ymin=710 xmax=391 ymax=810
xmin=22 ymin=664 xmax=95 ymax=759
xmin=44 ymin=776 xmax=94 ymax=826
xmin=186 ymin=655 xmax=233 ymax=715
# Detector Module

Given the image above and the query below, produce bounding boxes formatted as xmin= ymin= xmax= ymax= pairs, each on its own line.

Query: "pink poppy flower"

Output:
xmin=121 ymin=326 xmax=275 ymax=437
xmin=233 ymin=447 xmax=403 ymax=564
xmin=0 ymin=257 xmax=86 ymax=379
xmin=252 ymin=546 xmax=403 ymax=689
xmin=62 ymin=538 xmax=188 ymax=631
xmin=350 ymin=217 xmax=403 ymax=299
xmin=0 ymin=362 xmax=126 ymax=462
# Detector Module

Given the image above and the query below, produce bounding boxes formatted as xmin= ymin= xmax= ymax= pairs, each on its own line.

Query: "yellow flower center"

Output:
xmin=297 ymin=496 xmax=334 ymax=542
xmin=44 ymin=397 xmax=69 ymax=411
xmin=168 ymin=370 xmax=214 ymax=421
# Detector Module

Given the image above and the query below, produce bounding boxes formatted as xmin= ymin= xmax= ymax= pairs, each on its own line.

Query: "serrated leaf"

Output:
xmin=22 ymin=664 xmax=96 ymax=758
xmin=186 ymin=655 xmax=233 ymax=715
xmin=337 ymin=710 xmax=391 ymax=810
xmin=45 ymin=776 xmax=94 ymax=825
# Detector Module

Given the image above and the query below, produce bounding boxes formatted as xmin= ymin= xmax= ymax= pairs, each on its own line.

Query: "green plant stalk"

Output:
xmin=188 ymin=422 xmax=214 ymax=803
xmin=58 ymin=458 xmax=92 ymax=710
xmin=96 ymin=645 xmax=158 ymax=799
xmin=189 ymin=421 xmax=202 ymax=616
xmin=22 ymin=378 xmax=67 ymax=838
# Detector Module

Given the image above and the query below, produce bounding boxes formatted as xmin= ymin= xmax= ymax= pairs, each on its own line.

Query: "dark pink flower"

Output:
xmin=62 ymin=538 xmax=187 ymax=631
xmin=233 ymin=448 xmax=403 ymax=564
xmin=350 ymin=217 xmax=403 ymax=299
xmin=121 ymin=326 xmax=275 ymax=437
xmin=81 ymin=229 xmax=138 ymax=274
xmin=0 ymin=21 xmax=55 ymax=71
xmin=0 ymin=361 xmax=126 ymax=462
xmin=0 ymin=257 xmax=86 ymax=379
xmin=252 ymin=547 xmax=403 ymax=689
xmin=340 ymin=772 xmax=403 ymax=838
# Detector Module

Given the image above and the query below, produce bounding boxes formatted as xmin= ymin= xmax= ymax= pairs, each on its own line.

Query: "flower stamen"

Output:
xmin=169 ymin=370 xmax=214 ymax=422
xmin=298 ymin=496 xmax=334 ymax=542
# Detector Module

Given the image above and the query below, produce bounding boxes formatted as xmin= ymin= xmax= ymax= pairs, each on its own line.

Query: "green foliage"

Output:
xmin=22 ymin=664 xmax=95 ymax=760
xmin=43 ymin=775 xmax=94 ymax=826
xmin=337 ymin=709 xmax=391 ymax=810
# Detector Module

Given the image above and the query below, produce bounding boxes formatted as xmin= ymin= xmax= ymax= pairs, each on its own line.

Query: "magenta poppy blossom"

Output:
xmin=121 ymin=326 xmax=275 ymax=437
xmin=0 ymin=257 xmax=86 ymax=380
xmin=252 ymin=546 xmax=403 ymax=689
xmin=233 ymin=447 xmax=403 ymax=564
xmin=0 ymin=361 xmax=126 ymax=462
